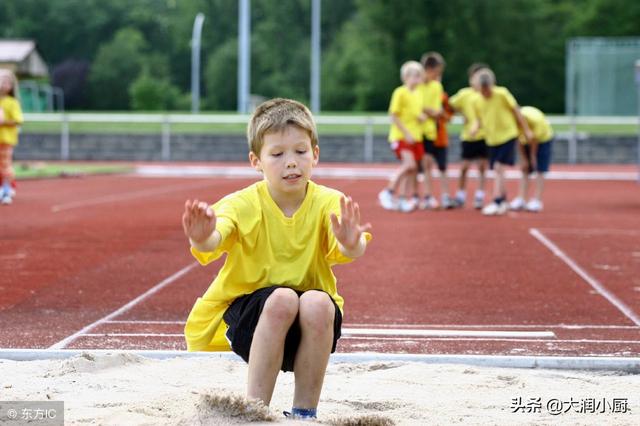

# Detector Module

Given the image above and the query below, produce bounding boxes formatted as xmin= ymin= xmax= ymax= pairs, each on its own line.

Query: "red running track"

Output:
xmin=0 ymin=164 xmax=639 ymax=357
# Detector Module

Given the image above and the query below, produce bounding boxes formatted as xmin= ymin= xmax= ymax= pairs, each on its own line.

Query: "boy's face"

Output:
xmin=404 ymin=71 xmax=422 ymax=89
xmin=480 ymin=84 xmax=493 ymax=98
xmin=250 ymin=125 xmax=319 ymax=198
xmin=0 ymin=76 xmax=11 ymax=94
xmin=424 ymin=66 xmax=443 ymax=82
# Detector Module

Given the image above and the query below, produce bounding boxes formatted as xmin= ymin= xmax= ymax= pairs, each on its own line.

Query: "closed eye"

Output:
xmin=296 ymin=150 xmax=307 ymax=154
xmin=271 ymin=152 xmax=283 ymax=157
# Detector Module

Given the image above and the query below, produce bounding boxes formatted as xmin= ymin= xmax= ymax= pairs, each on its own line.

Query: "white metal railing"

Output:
xmin=22 ymin=113 xmax=639 ymax=163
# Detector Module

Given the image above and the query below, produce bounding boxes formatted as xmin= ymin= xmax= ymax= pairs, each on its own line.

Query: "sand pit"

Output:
xmin=0 ymin=353 xmax=638 ymax=425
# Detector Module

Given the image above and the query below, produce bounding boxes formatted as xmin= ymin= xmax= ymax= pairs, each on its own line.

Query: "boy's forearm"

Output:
xmin=189 ymin=230 xmax=222 ymax=252
xmin=513 ymin=107 xmax=531 ymax=135
xmin=391 ymin=114 xmax=412 ymax=139
xmin=339 ymin=234 xmax=368 ymax=259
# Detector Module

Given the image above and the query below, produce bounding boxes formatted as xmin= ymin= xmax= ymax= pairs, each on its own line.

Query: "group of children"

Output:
xmin=0 ymin=69 xmax=22 ymax=205
xmin=378 ymin=53 xmax=554 ymax=215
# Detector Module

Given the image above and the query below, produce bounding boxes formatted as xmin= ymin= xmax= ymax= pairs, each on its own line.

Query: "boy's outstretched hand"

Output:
xmin=330 ymin=196 xmax=371 ymax=258
xmin=182 ymin=199 xmax=216 ymax=244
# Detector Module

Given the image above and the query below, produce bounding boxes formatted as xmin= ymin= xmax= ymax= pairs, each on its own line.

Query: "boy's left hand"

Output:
xmin=330 ymin=196 xmax=372 ymax=253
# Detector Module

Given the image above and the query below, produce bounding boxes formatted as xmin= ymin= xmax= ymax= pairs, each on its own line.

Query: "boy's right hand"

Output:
xmin=182 ymin=199 xmax=216 ymax=244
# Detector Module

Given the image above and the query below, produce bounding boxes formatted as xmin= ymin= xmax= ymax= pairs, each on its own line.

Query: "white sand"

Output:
xmin=0 ymin=353 xmax=638 ymax=425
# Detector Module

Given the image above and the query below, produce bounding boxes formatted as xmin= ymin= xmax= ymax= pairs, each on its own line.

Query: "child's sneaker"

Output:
xmin=525 ymin=198 xmax=543 ymax=212
xmin=482 ymin=201 xmax=507 ymax=216
xmin=378 ymin=189 xmax=396 ymax=210
xmin=473 ymin=190 xmax=485 ymax=209
xmin=419 ymin=195 xmax=439 ymax=210
xmin=454 ymin=190 xmax=466 ymax=208
xmin=442 ymin=194 xmax=455 ymax=209
xmin=509 ymin=197 xmax=525 ymax=211
xmin=398 ymin=196 xmax=416 ymax=213
xmin=1 ymin=194 xmax=12 ymax=205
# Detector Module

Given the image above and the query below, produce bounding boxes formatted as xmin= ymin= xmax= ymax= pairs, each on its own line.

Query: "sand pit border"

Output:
xmin=1 ymin=349 xmax=639 ymax=372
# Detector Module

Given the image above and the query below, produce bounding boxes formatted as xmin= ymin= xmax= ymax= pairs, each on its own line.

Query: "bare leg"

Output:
xmin=422 ymin=155 xmax=434 ymax=197
xmin=518 ymin=165 xmax=529 ymax=200
xmin=458 ymin=160 xmax=470 ymax=191
xmin=477 ymin=160 xmax=487 ymax=192
xmin=387 ymin=151 xmax=416 ymax=195
xmin=494 ymin=163 xmax=505 ymax=199
xmin=292 ymin=291 xmax=336 ymax=409
xmin=247 ymin=288 xmax=299 ymax=405
xmin=534 ymin=173 xmax=545 ymax=201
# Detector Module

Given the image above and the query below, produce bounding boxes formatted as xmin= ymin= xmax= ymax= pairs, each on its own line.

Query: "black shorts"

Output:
xmin=488 ymin=138 xmax=517 ymax=169
xmin=222 ymin=286 xmax=343 ymax=372
xmin=523 ymin=139 xmax=553 ymax=174
xmin=423 ymin=139 xmax=447 ymax=172
xmin=461 ymin=140 xmax=488 ymax=160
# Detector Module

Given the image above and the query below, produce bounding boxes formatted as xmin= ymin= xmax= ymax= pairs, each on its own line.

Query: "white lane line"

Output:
xmin=530 ymin=228 xmax=640 ymax=326
xmin=48 ymin=262 xmax=199 ymax=349
xmin=51 ymin=181 xmax=212 ymax=212
xmin=343 ymin=323 xmax=640 ymax=330
xmin=537 ymin=228 xmax=640 ymax=237
xmin=105 ymin=320 xmax=184 ymax=324
xmin=135 ymin=165 xmax=638 ymax=181
xmin=342 ymin=328 xmax=555 ymax=339
xmin=83 ymin=333 xmax=184 ymax=337
xmin=102 ymin=320 xmax=640 ymax=330
xmin=342 ymin=336 xmax=640 ymax=344
xmin=80 ymin=329 xmax=554 ymax=339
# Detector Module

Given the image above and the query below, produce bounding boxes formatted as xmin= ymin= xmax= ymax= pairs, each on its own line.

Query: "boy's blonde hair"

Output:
xmin=400 ymin=61 xmax=423 ymax=82
xmin=247 ymin=98 xmax=318 ymax=155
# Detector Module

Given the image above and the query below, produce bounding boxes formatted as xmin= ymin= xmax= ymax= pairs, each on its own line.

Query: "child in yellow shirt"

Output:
xmin=471 ymin=68 xmax=533 ymax=215
xmin=378 ymin=61 xmax=424 ymax=212
xmin=0 ymin=70 xmax=24 ymax=205
xmin=182 ymin=98 xmax=372 ymax=420
xmin=449 ymin=63 xmax=489 ymax=209
xmin=509 ymin=106 xmax=554 ymax=212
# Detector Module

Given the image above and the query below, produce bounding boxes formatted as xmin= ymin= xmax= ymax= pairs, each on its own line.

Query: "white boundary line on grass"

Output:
xmin=530 ymin=228 xmax=640 ymax=326
xmin=48 ymin=262 xmax=199 ymax=349
xmin=51 ymin=181 xmax=213 ymax=213
xmin=134 ymin=165 xmax=638 ymax=181
xmin=1 ymin=349 xmax=639 ymax=371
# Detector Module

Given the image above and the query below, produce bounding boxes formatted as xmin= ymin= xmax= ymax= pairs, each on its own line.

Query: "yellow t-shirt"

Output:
xmin=388 ymin=85 xmax=423 ymax=143
xmin=449 ymin=87 xmax=484 ymax=142
xmin=184 ymin=179 xmax=372 ymax=351
xmin=474 ymin=86 xmax=519 ymax=146
xmin=0 ymin=96 xmax=24 ymax=146
xmin=519 ymin=106 xmax=553 ymax=144
xmin=420 ymin=80 xmax=443 ymax=141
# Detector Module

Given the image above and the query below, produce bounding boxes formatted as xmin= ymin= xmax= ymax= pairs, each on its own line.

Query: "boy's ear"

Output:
xmin=312 ymin=145 xmax=319 ymax=166
xmin=249 ymin=151 xmax=262 ymax=172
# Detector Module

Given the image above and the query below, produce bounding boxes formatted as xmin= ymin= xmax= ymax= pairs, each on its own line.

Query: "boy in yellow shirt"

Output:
xmin=0 ymin=70 xmax=24 ymax=205
xmin=416 ymin=52 xmax=451 ymax=209
xmin=378 ymin=61 xmax=424 ymax=212
xmin=449 ymin=63 xmax=489 ymax=209
xmin=471 ymin=68 xmax=533 ymax=215
xmin=182 ymin=98 xmax=372 ymax=420
xmin=509 ymin=106 xmax=554 ymax=212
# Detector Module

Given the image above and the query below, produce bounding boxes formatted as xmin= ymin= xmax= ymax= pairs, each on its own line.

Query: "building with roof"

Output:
xmin=0 ymin=39 xmax=49 ymax=78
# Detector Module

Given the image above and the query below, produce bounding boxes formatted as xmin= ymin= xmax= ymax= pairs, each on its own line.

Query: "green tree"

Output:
xmin=88 ymin=28 xmax=148 ymax=109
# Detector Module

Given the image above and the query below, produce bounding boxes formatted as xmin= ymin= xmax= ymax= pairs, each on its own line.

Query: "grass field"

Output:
xmin=14 ymin=162 xmax=133 ymax=179
xmin=21 ymin=113 xmax=639 ymax=136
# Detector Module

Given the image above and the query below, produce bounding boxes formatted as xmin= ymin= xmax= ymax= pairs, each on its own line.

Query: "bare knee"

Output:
xmin=262 ymin=288 xmax=299 ymax=328
xmin=298 ymin=291 xmax=335 ymax=337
